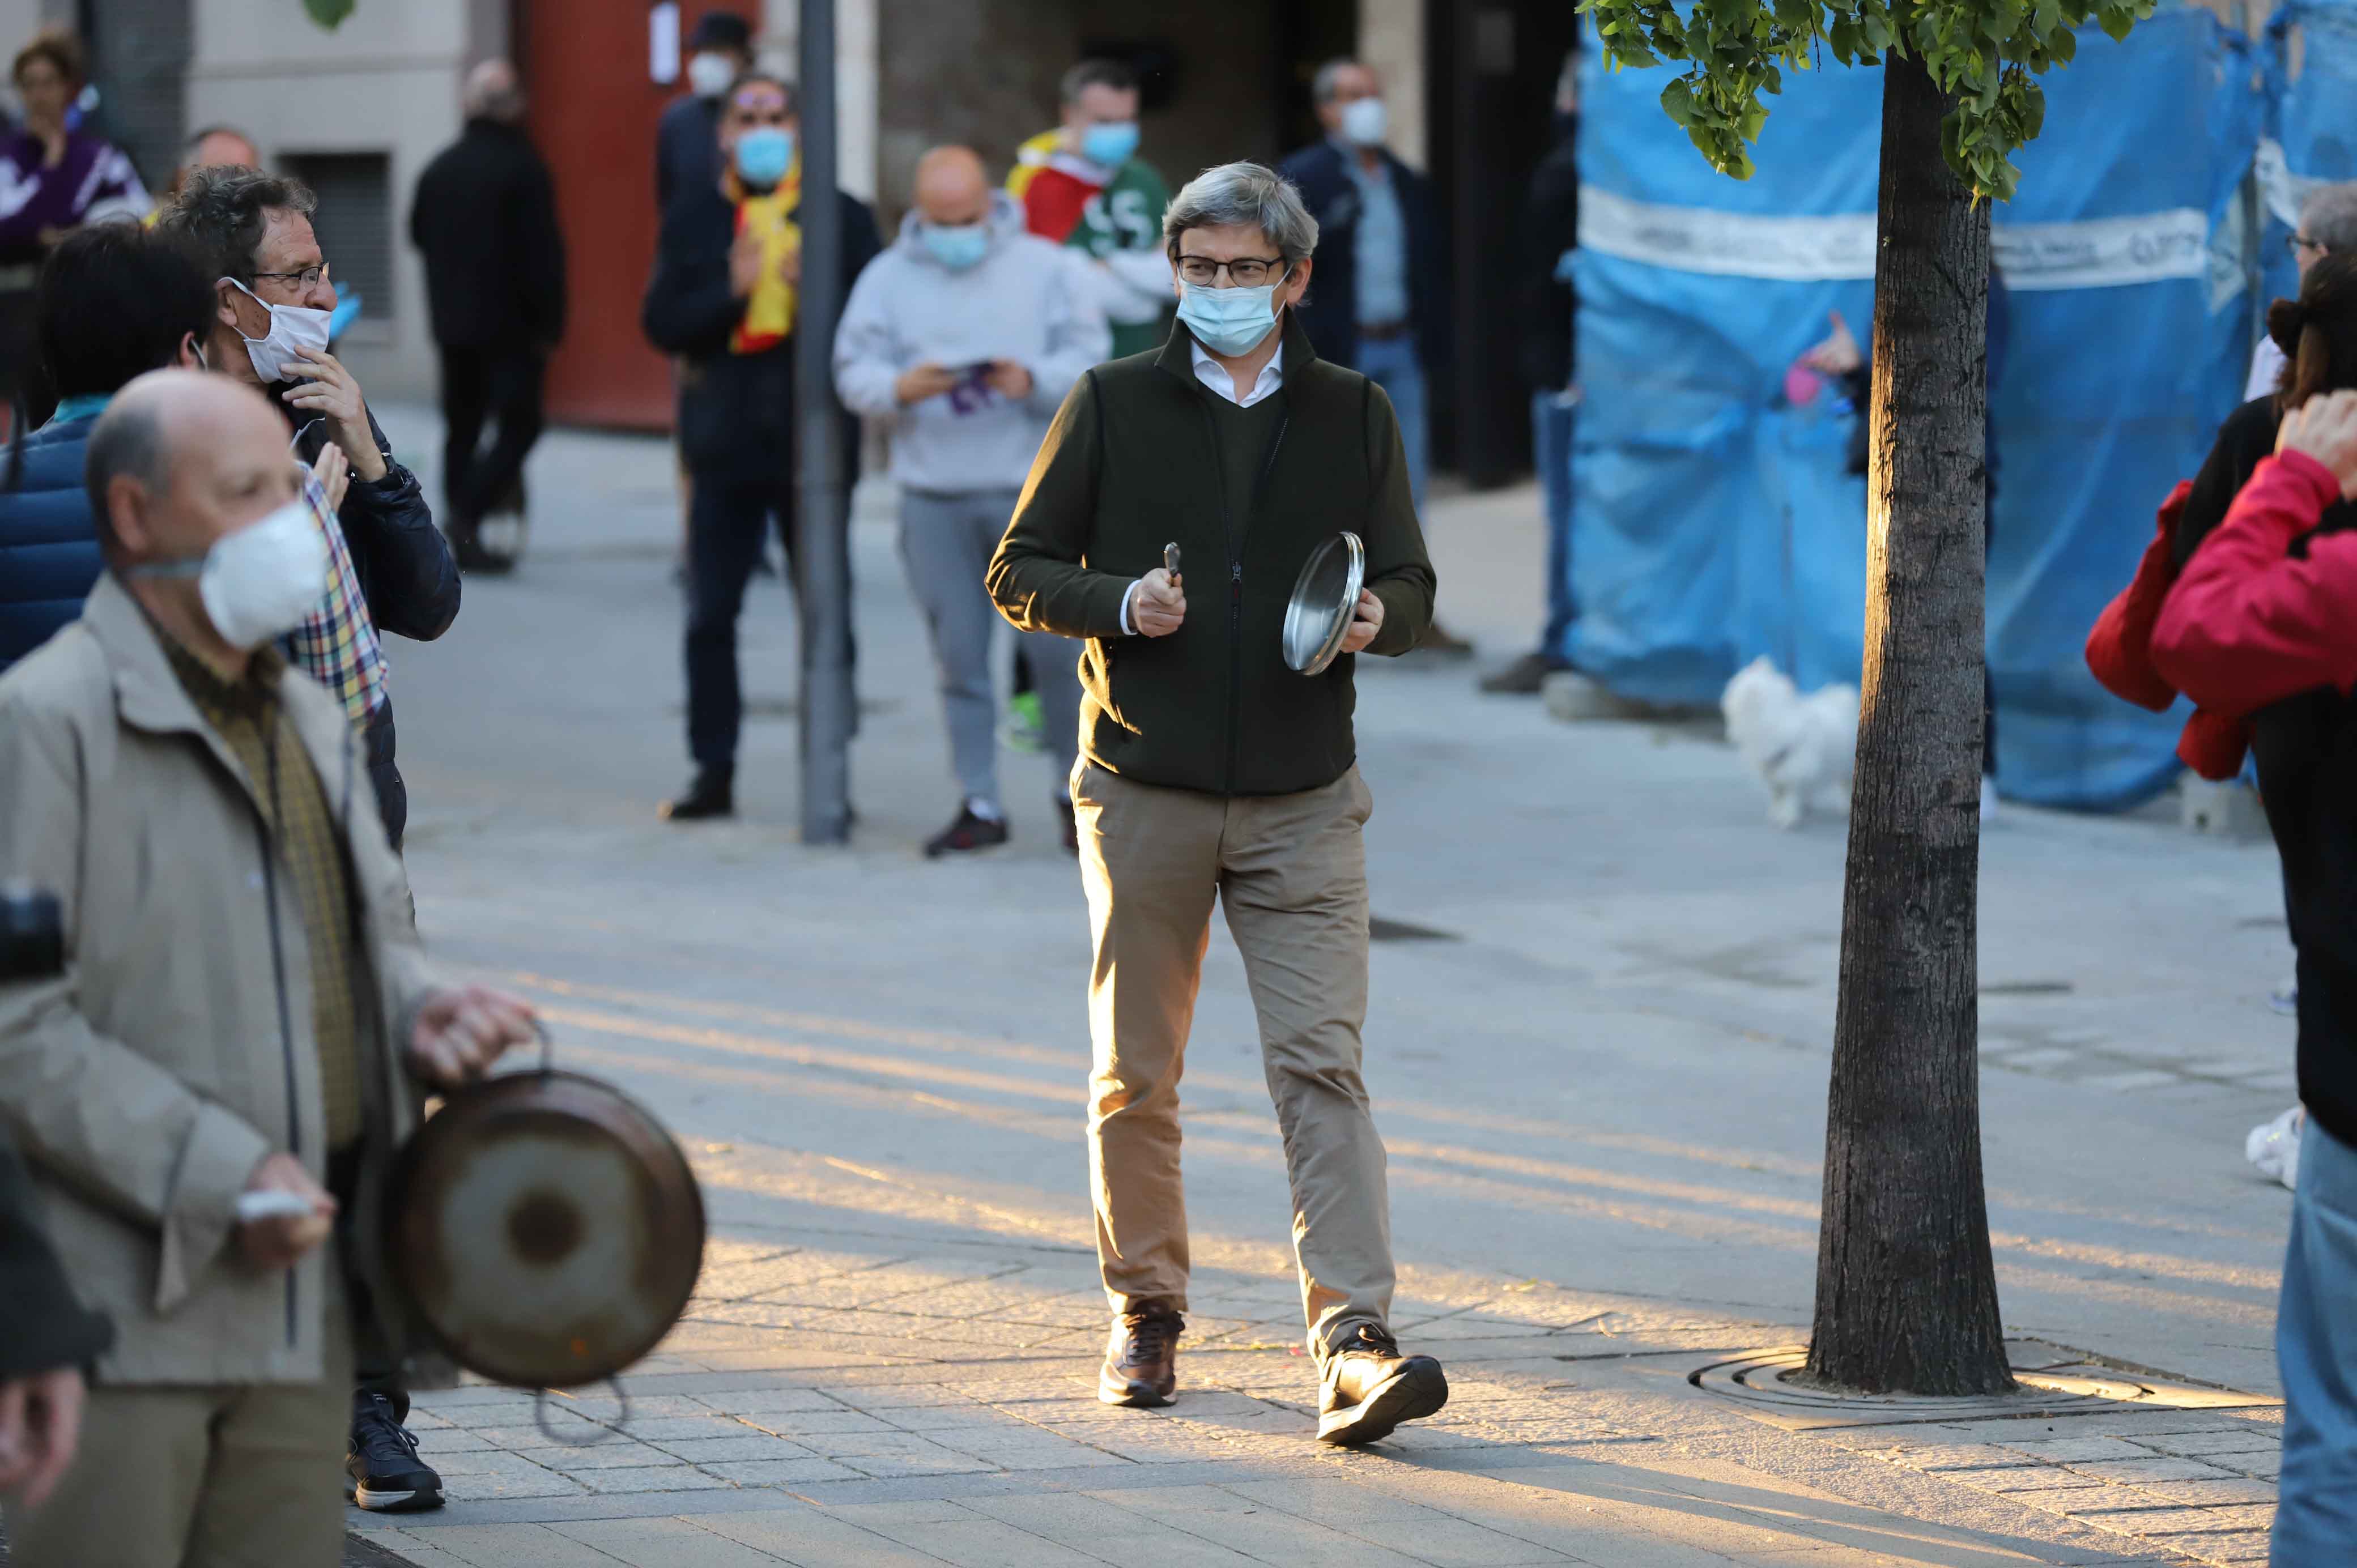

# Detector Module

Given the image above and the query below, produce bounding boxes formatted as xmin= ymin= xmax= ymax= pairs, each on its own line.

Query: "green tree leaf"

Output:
xmin=303 ymin=0 xmax=356 ymax=28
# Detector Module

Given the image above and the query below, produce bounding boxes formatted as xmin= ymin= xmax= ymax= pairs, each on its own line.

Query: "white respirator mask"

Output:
xmin=126 ymin=497 xmax=329 ymax=650
xmin=222 ymin=277 xmax=333 ymax=387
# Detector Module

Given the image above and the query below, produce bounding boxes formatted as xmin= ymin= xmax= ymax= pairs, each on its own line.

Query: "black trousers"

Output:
xmin=684 ymin=471 xmax=854 ymax=775
xmin=364 ymin=701 xmax=407 ymax=852
xmin=437 ymin=343 xmax=546 ymax=530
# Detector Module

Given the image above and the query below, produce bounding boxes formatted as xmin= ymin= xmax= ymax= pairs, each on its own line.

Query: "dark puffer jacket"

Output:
xmin=0 ymin=411 xmax=105 ymax=676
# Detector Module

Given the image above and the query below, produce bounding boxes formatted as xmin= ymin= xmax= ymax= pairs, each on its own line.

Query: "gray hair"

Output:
xmin=2303 ymin=182 xmax=2357 ymax=253
xmin=1163 ymin=162 xmax=1319 ymax=265
xmin=156 ymin=166 xmax=317 ymax=285
xmin=83 ymin=397 xmax=168 ymax=558
xmin=1312 ymin=57 xmax=1362 ymax=104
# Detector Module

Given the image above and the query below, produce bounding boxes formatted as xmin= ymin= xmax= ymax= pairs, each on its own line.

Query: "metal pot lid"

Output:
xmin=1282 ymin=531 xmax=1364 ymax=676
xmin=386 ymin=1067 xmax=705 ymax=1390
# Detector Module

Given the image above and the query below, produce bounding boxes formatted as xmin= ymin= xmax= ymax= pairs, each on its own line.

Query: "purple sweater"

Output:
xmin=0 ymin=131 xmax=148 ymax=271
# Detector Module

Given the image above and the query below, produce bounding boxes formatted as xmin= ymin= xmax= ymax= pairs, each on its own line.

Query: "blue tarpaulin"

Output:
xmin=1568 ymin=5 xmax=2283 ymax=808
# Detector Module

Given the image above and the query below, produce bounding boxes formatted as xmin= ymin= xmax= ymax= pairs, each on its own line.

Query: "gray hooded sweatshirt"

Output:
xmin=832 ymin=190 xmax=1112 ymax=493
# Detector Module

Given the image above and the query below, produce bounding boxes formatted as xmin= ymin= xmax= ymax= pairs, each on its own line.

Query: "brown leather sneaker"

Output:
xmin=1316 ymin=1323 xmax=1448 ymax=1445
xmin=1099 ymin=1309 xmax=1183 ymax=1407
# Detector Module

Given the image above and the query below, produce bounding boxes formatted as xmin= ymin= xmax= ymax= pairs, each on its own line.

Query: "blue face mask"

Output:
xmin=922 ymin=223 xmax=990 ymax=271
xmin=1177 ymin=276 xmax=1286 ymax=357
xmin=1080 ymin=121 xmax=1140 ymax=168
xmin=734 ymin=126 xmax=794 ymax=190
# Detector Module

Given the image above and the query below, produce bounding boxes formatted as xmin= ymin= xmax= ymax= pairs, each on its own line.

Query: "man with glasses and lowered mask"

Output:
xmin=988 ymin=162 xmax=1449 ymax=1446
xmin=158 ymin=164 xmax=464 ymax=1514
xmin=158 ymin=167 xmax=460 ymax=857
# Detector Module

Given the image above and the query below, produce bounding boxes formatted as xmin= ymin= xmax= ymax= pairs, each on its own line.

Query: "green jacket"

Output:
xmin=1065 ymin=159 xmax=1171 ymax=361
xmin=988 ymin=314 xmax=1436 ymax=797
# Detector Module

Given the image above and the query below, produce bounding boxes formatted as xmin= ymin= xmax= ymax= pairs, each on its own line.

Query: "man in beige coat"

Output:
xmin=0 ymin=370 xmax=536 ymax=1565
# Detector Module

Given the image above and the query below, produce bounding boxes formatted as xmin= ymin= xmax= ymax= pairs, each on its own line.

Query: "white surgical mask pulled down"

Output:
xmin=222 ymin=277 xmax=332 ymax=386
xmin=127 ymin=498 xmax=330 ymax=651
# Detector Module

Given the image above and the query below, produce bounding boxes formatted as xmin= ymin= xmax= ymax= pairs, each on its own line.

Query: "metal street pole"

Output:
xmin=794 ymin=0 xmax=852 ymax=843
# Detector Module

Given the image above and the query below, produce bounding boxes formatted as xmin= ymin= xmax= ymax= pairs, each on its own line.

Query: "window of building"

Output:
xmin=283 ymin=151 xmax=393 ymax=322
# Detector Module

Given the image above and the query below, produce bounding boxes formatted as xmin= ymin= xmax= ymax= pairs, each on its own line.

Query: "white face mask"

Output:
xmin=128 ymin=497 xmax=329 ymax=650
xmin=222 ymin=277 xmax=332 ymax=386
xmin=687 ymin=51 xmax=737 ymax=100
xmin=1340 ymin=96 xmax=1389 ymax=147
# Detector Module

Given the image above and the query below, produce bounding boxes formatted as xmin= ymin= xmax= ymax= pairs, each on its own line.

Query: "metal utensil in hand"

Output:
xmin=1164 ymin=542 xmax=1181 ymax=587
xmin=1282 ymin=531 xmax=1365 ymax=676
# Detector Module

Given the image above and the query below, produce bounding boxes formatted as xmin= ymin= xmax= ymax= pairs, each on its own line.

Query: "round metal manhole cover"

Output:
xmin=1692 ymin=1347 xmax=2156 ymax=1425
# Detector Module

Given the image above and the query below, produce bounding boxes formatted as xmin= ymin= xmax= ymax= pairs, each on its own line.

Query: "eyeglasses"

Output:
xmin=1176 ymin=255 xmax=1288 ymax=288
xmin=250 ymin=262 xmax=331 ymax=291
xmin=2290 ymin=234 xmax=2327 ymax=257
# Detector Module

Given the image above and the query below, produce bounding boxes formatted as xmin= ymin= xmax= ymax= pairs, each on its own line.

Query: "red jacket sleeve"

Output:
xmin=2151 ymin=451 xmax=2355 ymax=715
xmin=2085 ymin=481 xmax=2192 ymax=711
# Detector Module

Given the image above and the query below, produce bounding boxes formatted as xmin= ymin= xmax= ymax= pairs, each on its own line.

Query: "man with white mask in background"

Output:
xmin=0 ymin=369 xmax=538 ymax=1565
xmin=159 ymin=166 xmax=460 ymax=857
xmin=1279 ymin=61 xmax=1469 ymax=657
xmin=657 ymin=10 xmax=754 ymax=215
xmin=834 ymin=144 xmax=1108 ymax=856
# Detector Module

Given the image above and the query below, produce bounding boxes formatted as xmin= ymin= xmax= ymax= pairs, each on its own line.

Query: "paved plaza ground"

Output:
xmin=344 ymin=408 xmax=2296 ymax=1567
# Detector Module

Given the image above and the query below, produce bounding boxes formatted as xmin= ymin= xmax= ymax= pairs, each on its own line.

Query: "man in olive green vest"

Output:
xmin=989 ymin=161 xmax=1449 ymax=1448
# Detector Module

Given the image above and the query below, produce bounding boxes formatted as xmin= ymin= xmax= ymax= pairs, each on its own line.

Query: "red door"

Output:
xmin=520 ymin=0 xmax=761 ymax=428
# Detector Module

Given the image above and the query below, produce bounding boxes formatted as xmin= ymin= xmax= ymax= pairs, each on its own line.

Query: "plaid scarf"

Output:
xmin=278 ymin=469 xmax=389 ymax=726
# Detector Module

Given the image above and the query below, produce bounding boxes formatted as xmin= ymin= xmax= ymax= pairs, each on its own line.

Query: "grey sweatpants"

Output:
xmin=899 ymin=486 xmax=1082 ymax=808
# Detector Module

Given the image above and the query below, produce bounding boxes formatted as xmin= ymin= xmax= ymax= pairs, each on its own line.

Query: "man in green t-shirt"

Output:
xmin=1007 ymin=59 xmax=1171 ymax=360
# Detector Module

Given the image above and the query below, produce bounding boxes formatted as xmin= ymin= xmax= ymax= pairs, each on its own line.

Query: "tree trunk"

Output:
xmin=1803 ymin=48 xmax=2013 ymax=1396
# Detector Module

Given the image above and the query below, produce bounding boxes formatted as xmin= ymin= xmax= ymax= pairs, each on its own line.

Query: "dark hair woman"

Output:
xmin=2175 ymin=251 xmax=2357 ymax=569
xmin=2145 ymin=265 xmax=2357 ymax=1563
xmin=0 ymin=27 xmax=150 ymax=422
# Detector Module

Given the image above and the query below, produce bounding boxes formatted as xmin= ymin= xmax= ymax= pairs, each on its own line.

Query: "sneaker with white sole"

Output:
xmin=347 ymin=1390 xmax=444 ymax=1512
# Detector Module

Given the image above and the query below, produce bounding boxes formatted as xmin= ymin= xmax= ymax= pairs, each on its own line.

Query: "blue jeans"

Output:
xmin=1354 ymin=334 xmax=1428 ymax=514
xmin=1531 ymin=389 xmax=1577 ymax=660
xmin=2275 ymin=1113 xmax=2357 ymax=1562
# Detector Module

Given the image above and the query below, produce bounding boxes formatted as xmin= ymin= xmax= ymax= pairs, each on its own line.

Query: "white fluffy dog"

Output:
xmin=1720 ymin=657 xmax=1859 ymax=829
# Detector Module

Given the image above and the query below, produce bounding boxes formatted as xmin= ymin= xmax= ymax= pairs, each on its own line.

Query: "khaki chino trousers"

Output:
xmin=1072 ymin=761 xmax=1395 ymax=1358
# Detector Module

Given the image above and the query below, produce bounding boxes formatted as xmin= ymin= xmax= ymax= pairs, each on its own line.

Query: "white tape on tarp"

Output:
xmin=2254 ymin=137 xmax=2322 ymax=229
xmin=1581 ymin=184 xmax=2214 ymax=292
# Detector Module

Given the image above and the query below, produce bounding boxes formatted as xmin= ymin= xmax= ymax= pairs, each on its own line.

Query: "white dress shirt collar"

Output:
xmin=1189 ymin=335 xmax=1285 ymax=408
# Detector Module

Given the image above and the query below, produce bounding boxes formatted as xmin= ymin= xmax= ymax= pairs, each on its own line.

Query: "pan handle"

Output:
xmin=534 ymin=1379 xmax=630 ymax=1446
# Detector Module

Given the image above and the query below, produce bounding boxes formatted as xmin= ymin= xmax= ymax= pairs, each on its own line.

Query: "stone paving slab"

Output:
xmin=330 ymin=421 xmax=2304 ymax=1568
xmin=352 ymin=1225 xmax=2283 ymax=1567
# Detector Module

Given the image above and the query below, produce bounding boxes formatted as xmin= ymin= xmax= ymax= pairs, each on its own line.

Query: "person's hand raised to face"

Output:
xmin=2279 ymin=387 xmax=2357 ymax=498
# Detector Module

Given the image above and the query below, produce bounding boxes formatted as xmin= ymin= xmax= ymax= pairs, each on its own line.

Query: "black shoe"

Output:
xmin=1415 ymin=620 xmax=1478 ymax=660
xmin=1316 ymin=1324 xmax=1448 ymax=1445
xmin=1479 ymin=650 xmax=1571 ymax=696
xmin=450 ymin=522 xmax=495 ymax=575
xmin=661 ymin=770 xmax=734 ymax=821
xmin=347 ymin=1390 xmax=444 ymax=1512
xmin=925 ymin=803 xmax=1009 ymax=858
xmin=1099 ymin=1309 xmax=1183 ymax=1407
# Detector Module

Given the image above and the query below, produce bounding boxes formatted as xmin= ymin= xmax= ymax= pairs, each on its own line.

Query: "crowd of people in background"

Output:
xmin=14 ymin=10 xmax=2357 ymax=1563
xmin=639 ymin=23 xmax=1513 ymax=846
